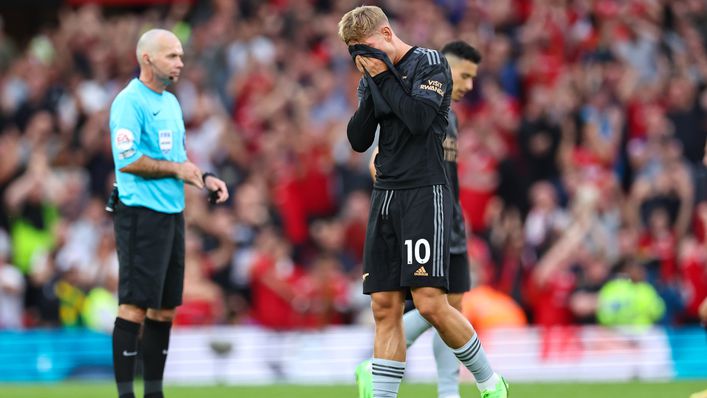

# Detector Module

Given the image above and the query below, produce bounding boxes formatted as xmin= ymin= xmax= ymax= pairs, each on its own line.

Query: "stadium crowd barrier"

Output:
xmin=0 ymin=326 xmax=705 ymax=383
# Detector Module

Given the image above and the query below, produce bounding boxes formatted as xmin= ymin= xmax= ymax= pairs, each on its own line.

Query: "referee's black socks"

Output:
xmin=142 ymin=317 xmax=173 ymax=398
xmin=113 ymin=317 xmax=141 ymax=398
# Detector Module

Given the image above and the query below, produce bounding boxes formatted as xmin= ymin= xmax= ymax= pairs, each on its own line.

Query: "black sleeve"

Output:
xmin=347 ymin=79 xmax=378 ymax=152
xmin=373 ymin=60 xmax=449 ymax=135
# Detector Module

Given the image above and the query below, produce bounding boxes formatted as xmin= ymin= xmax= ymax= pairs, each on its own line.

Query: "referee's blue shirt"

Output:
xmin=110 ymin=78 xmax=187 ymax=214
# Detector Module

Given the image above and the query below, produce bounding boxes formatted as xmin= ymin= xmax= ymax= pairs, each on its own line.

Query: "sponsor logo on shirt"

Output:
xmin=115 ymin=128 xmax=137 ymax=159
xmin=419 ymin=80 xmax=444 ymax=96
xmin=115 ymin=128 xmax=134 ymax=151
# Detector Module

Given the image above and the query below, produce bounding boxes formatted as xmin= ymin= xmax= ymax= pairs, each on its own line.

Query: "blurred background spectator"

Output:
xmin=0 ymin=0 xmax=705 ymax=331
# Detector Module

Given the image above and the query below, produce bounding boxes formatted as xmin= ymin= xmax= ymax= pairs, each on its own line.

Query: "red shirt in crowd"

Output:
xmin=249 ymin=254 xmax=307 ymax=330
xmin=638 ymin=230 xmax=678 ymax=282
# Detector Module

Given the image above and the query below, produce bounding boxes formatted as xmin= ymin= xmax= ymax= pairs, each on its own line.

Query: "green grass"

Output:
xmin=0 ymin=381 xmax=706 ymax=398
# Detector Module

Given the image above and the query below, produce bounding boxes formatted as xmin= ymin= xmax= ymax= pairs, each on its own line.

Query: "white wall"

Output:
xmin=164 ymin=325 xmax=673 ymax=384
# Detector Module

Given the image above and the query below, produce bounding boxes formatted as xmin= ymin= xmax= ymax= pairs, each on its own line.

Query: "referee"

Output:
xmin=109 ymin=29 xmax=228 ymax=398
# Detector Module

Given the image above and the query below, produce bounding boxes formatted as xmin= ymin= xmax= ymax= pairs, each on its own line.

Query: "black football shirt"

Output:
xmin=348 ymin=46 xmax=452 ymax=190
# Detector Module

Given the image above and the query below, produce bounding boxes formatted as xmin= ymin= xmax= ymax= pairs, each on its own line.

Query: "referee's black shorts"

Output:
xmin=113 ymin=201 xmax=185 ymax=309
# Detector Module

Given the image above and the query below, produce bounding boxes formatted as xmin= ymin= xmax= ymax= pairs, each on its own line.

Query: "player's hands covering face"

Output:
xmin=355 ymin=56 xmax=388 ymax=77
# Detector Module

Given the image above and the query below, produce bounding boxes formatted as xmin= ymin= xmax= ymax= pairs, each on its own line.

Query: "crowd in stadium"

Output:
xmin=0 ymin=0 xmax=705 ymax=332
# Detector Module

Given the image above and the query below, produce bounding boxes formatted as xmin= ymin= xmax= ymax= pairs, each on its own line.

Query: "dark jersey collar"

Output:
xmin=397 ymin=46 xmax=417 ymax=66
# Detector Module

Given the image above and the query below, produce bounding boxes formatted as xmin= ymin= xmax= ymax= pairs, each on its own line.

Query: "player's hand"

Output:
xmin=356 ymin=56 xmax=388 ymax=77
xmin=177 ymin=161 xmax=204 ymax=189
xmin=204 ymin=175 xmax=229 ymax=204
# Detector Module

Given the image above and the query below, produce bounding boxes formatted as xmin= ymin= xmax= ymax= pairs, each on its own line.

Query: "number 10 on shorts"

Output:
xmin=404 ymin=239 xmax=430 ymax=264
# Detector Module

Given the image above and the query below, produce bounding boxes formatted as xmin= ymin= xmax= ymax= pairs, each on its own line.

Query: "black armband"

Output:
xmin=202 ymin=172 xmax=216 ymax=184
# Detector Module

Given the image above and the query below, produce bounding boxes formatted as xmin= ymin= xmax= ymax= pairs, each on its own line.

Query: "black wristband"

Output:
xmin=202 ymin=172 xmax=216 ymax=184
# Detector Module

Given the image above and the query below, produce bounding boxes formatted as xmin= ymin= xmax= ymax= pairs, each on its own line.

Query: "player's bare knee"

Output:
xmin=118 ymin=304 xmax=147 ymax=323
xmin=411 ymin=286 xmax=445 ymax=307
xmin=415 ymin=299 xmax=446 ymax=325
xmin=147 ymin=308 xmax=176 ymax=322
xmin=447 ymin=293 xmax=463 ymax=312
xmin=371 ymin=294 xmax=404 ymax=322
xmin=371 ymin=301 xmax=403 ymax=320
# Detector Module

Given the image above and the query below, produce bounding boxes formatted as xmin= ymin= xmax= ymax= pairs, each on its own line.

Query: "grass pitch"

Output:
xmin=1 ymin=381 xmax=706 ymax=398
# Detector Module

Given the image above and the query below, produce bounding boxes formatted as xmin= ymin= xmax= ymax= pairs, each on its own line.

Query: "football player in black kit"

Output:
xmin=361 ymin=40 xmax=488 ymax=398
xmin=338 ymin=6 xmax=508 ymax=398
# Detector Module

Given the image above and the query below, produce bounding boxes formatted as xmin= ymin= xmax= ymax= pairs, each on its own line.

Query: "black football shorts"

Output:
xmin=113 ymin=201 xmax=185 ymax=309
xmin=362 ymin=185 xmax=451 ymax=294
xmin=448 ymin=251 xmax=471 ymax=293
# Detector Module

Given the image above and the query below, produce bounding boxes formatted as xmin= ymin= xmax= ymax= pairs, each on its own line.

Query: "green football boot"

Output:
xmin=355 ymin=359 xmax=373 ymax=398
xmin=480 ymin=376 xmax=509 ymax=398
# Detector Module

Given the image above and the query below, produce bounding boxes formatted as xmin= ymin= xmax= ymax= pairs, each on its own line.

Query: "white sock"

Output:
xmin=403 ymin=309 xmax=432 ymax=347
xmin=477 ymin=373 xmax=500 ymax=391
xmin=432 ymin=331 xmax=461 ymax=398
xmin=372 ymin=358 xmax=405 ymax=398
xmin=450 ymin=334 xmax=498 ymax=391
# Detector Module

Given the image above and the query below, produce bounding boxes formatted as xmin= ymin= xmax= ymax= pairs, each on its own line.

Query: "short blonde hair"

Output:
xmin=338 ymin=5 xmax=389 ymax=45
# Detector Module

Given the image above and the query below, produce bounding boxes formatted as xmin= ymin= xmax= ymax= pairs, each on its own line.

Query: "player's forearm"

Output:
xmin=347 ymin=96 xmax=377 ymax=152
xmin=119 ymin=155 xmax=181 ymax=179
xmin=374 ymin=74 xmax=438 ymax=135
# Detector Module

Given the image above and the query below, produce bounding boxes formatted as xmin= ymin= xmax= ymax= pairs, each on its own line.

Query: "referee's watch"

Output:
xmin=202 ymin=172 xmax=216 ymax=184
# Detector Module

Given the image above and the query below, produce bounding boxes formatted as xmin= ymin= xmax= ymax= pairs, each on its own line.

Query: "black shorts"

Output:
xmin=449 ymin=201 xmax=468 ymax=254
xmin=448 ymin=252 xmax=471 ymax=293
xmin=363 ymin=185 xmax=451 ymax=294
xmin=113 ymin=201 xmax=185 ymax=309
